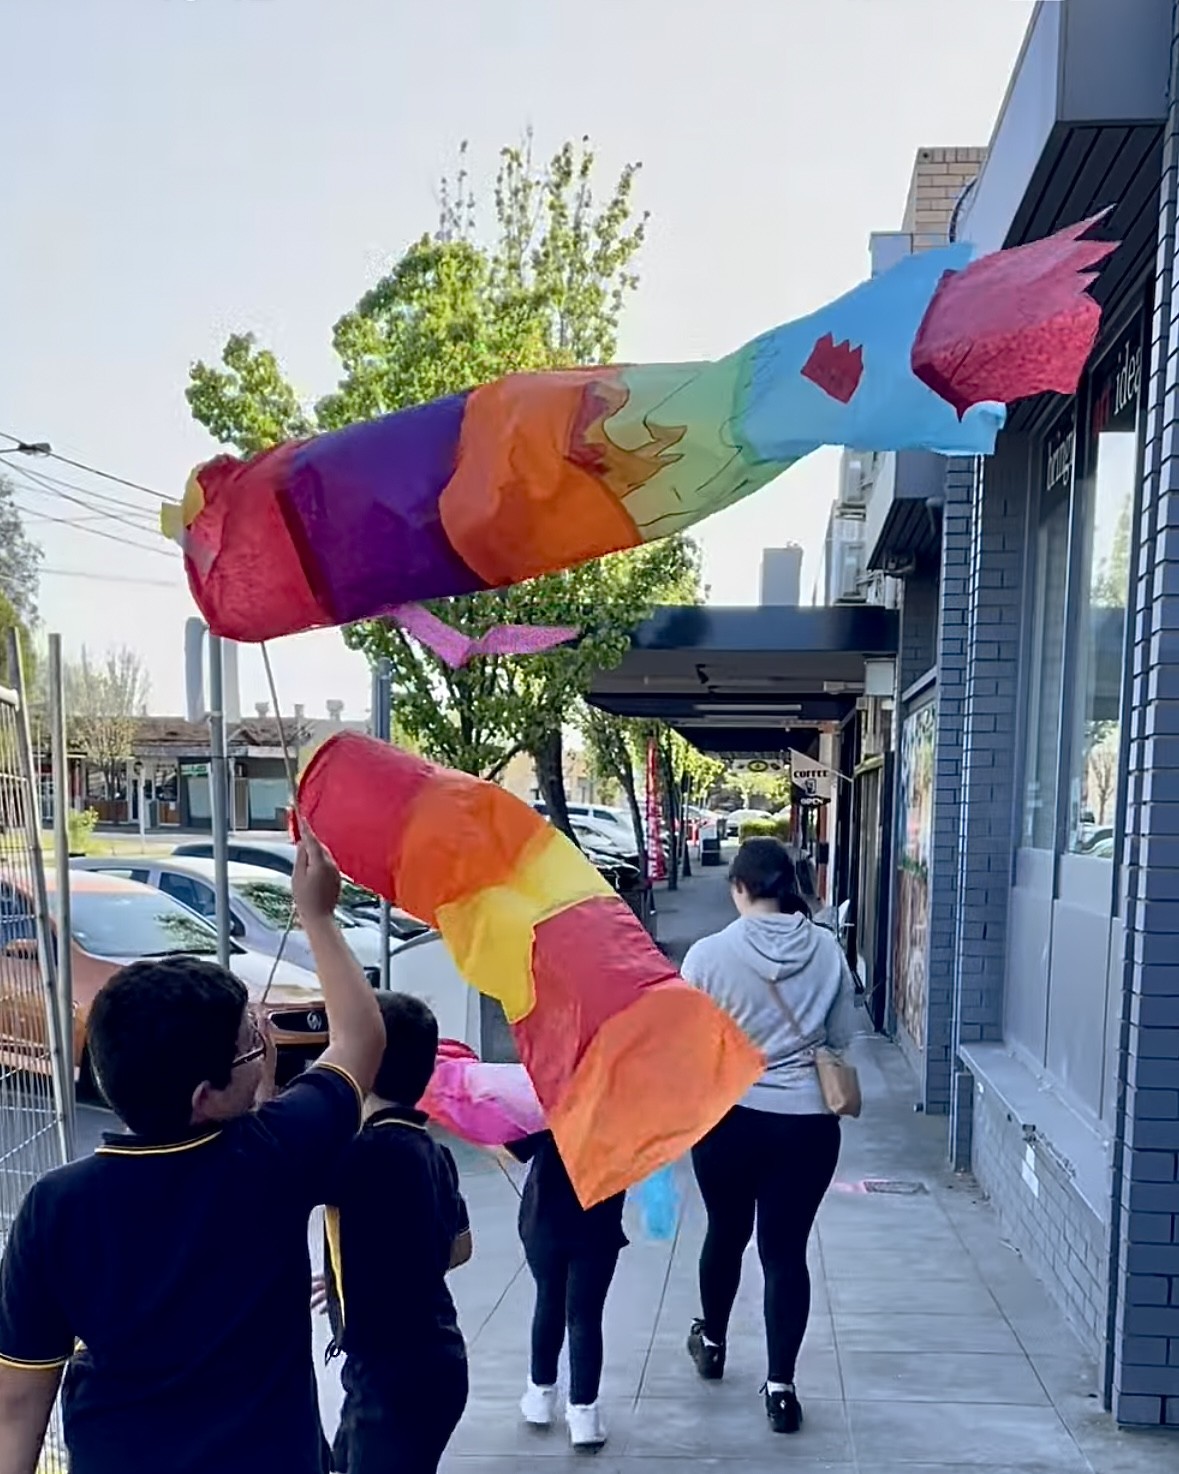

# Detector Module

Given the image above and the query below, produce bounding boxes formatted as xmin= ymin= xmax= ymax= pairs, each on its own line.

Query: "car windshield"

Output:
xmin=233 ymin=879 xmax=355 ymax=932
xmin=71 ymin=889 xmax=220 ymax=960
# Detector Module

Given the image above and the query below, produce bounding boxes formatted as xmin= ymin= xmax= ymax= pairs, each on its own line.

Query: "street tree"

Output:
xmin=0 ymin=475 xmax=42 ymax=627
xmin=188 ymin=135 xmax=689 ymax=831
xmin=65 ymin=646 xmax=150 ymax=803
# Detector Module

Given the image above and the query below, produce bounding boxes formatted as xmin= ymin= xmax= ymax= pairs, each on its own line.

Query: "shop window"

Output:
xmin=1020 ymin=410 xmax=1073 ymax=849
xmin=248 ymin=777 xmax=291 ymax=827
xmin=1066 ymin=329 xmax=1143 ymax=856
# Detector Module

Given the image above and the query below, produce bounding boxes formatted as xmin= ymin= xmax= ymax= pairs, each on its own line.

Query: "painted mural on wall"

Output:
xmin=894 ymin=700 xmax=936 ymax=1049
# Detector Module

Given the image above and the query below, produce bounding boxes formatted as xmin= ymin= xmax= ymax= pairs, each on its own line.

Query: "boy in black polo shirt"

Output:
xmin=0 ymin=831 xmax=384 ymax=1474
xmin=320 ymin=992 xmax=471 ymax=1474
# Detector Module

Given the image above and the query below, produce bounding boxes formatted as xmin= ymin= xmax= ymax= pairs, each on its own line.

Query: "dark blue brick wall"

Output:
xmin=1110 ymin=1 xmax=1179 ymax=1424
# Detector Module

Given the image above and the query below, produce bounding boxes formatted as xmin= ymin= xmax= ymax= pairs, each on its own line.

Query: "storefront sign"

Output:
xmin=1044 ymin=413 xmax=1075 ymax=496
xmin=1089 ymin=327 xmax=1143 ymax=439
xmin=789 ymin=750 xmax=833 ymax=801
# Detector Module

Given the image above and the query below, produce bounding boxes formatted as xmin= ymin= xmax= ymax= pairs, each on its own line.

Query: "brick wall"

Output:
xmin=1109 ymin=0 xmax=1179 ymax=1425
xmin=898 ymin=570 xmax=938 ymax=690
xmin=901 ymin=146 xmax=987 ymax=241
xmin=910 ymin=462 xmax=973 ymax=1109
xmin=972 ymin=1080 xmax=1111 ymax=1353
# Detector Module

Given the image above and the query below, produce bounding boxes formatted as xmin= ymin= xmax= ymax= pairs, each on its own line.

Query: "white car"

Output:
xmin=534 ymin=802 xmax=637 ymax=853
xmin=73 ymin=856 xmax=391 ymax=983
xmin=71 ymin=855 xmax=484 ymax=1052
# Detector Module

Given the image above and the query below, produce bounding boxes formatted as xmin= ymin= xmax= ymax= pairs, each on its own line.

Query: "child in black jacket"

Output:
xmin=321 ymin=993 xmax=472 ymax=1474
xmin=505 ymin=1131 xmax=626 ymax=1451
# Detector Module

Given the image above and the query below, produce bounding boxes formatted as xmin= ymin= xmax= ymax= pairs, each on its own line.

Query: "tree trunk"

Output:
xmin=659 ymin=741 xmax=679 ymax=892
xmin=532 ymin=728 xmax=575 ymax=840
xmin=680 ymin=775 xmax=693 ymax=879
xmin=618 ymin=765 xmax=649 ymax=881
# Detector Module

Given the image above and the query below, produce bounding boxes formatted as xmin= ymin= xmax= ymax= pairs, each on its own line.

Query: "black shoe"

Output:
xmin=687 ymin=1320 xmax=725 ymax=1380
xmin=764 ymin=1383 xmax=803 ymax=1434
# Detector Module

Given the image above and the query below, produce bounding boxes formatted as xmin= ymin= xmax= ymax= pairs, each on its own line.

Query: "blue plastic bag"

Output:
xmin=636 ymin=1164 xmax=680 ymax=1241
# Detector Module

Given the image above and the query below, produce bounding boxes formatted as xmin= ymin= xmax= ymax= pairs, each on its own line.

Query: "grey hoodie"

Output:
xmin=681 ymin=912 xmax=858 ymax=1115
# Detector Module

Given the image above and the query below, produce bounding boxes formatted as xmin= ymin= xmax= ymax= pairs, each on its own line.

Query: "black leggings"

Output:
xmin=524 ymin=1242 xmax=620 ymax=1405
xmin=692 ymin=1106 xmax=840 ymax=1383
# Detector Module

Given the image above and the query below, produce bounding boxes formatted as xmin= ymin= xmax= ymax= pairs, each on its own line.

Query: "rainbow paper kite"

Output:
xmin=165 ymin=215 xmax=1115 ymax=641
xmin=298 ymin=732 xmax=764 ymax=1206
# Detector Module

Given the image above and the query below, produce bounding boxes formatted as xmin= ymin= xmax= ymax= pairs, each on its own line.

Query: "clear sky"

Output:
xmin=0 ymin=0 xmax=1035 ymax=719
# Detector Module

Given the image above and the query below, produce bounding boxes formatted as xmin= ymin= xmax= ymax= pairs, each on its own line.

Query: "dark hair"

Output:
xmin=728 ymin=837 xmax=811 ymax=917
xmin=372 ymin=992 xmax=439 ymax=1107
xmin=88 ymin=958 xmax=248 ymax=1139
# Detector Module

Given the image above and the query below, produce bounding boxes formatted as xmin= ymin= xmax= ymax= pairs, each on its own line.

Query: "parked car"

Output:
xmin=71 ymin=856 xmax=484 ymax=1053
xmin=0 ymin=869 xmax=329 ymax=1090
xmin=533 ymin=802 xmax=637 ymax=853
xmin=724 ymin=807 xmax=777 ymax=831
xmin=171 ymin=839 xmax=428 ymax=940
xmin=73 ymin=857 xmax=393 ymax=984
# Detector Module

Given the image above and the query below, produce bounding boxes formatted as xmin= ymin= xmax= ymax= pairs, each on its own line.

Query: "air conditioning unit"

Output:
xmin=837 ymin=541 xmax=867 ymax=602
xmin=838 ymin=450 xmax=879 ymax=511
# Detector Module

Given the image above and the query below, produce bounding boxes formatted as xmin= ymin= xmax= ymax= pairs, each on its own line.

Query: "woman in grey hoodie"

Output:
xmin=680 ymin=838 xmax=856 ymax=1436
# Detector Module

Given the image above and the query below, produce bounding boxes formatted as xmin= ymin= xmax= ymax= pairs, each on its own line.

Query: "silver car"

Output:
xmin=72 ymin=856 xmax=390 ymax=984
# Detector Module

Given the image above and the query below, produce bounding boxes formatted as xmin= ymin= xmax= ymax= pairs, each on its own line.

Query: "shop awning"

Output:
xmin=587 ymin=604 xmax=898 ymax=757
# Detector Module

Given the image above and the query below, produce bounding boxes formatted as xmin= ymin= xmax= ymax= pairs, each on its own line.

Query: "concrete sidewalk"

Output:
xmin=313 ymin=868 xmax=1170 ymax=1471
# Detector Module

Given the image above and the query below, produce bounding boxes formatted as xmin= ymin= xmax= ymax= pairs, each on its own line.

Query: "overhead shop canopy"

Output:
xmin=587 ymin=604 xmax=898 ymax=757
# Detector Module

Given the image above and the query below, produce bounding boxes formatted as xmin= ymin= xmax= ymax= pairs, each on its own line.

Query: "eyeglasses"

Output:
xmin=232 ymin=1015 xmax=267 ymax=1070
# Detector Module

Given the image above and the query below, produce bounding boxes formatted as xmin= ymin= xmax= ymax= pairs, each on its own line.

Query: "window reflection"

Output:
xmin=1069 ymin=432 xmax=1137 ymax=854
xmin=1021 ymin=416 xmax=1072 ymax=849
xmin=70 ymin=892 xmax=220 ymax=959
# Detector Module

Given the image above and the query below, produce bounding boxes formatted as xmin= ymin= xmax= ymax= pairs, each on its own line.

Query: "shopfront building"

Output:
xmin=861 ymin=0 xmax=1179 ymax=1428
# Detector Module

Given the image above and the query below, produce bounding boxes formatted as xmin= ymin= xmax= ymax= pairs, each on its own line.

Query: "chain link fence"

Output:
xmin=0 ymin=644 xmax=71 ymax=1469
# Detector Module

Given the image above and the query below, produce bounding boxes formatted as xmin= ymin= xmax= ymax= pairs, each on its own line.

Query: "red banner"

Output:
xmin=646 ymin=739 xmax=667 ymax=883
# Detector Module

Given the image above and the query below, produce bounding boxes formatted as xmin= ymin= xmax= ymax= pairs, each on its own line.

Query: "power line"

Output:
xmin=0 ymin=430 xmax=166 ymax=504
xmin=38 ymin=567 xmax=178 ymax=589
xmin=10 ymin=491 xmax=178 ymax=560
xmin=8 ymin=464 xmax=172 ymax=548
xmin=11 ymin=461 xmax=163 ymax=518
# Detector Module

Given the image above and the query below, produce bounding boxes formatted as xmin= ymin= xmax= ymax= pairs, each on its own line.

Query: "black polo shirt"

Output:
xmin=0 ymin=1064 xmax=362 ymax=1474
xmin=323 ymin=1105 xmax=468 ymax=1375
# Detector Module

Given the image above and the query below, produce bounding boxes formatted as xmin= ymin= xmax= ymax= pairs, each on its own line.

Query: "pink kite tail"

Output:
xmin=420 ymin=1056 xmax=547 ymax=1146
xmin=385 ymin=602 xmax=578 ymax=668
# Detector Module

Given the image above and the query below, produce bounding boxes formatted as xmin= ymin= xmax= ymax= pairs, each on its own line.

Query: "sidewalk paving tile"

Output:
xmin=322 ymin=864 xmax=1171 ymax=1474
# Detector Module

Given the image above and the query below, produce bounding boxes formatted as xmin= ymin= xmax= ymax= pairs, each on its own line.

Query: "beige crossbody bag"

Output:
xmin=765 ymin=973 xmax=862 ymax=1119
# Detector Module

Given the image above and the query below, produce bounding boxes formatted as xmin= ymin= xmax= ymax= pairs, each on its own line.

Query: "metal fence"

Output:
xmin=0 ymin=639 xmax=71 ymax=1470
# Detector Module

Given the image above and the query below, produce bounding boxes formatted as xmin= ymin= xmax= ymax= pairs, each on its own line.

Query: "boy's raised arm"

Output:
xmin=292 ymin=829 xmax=384 ymax=1097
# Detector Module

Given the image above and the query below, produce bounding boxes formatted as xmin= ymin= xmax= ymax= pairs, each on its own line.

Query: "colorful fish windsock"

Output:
xmin=165 ymin=216 xmax=1114 ymax=643
xmin=298 ymin=732 xmax=764 ymax=1206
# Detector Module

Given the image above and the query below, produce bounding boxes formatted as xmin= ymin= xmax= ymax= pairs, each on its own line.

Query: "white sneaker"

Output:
xmin=520 ymin=1380 xmax=558 ymax=1426
xmin=566 ymin=1400 xmax=607 ymax=1449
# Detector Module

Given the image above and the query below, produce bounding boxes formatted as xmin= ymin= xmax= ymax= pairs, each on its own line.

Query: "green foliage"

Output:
xmin=67 ymin=807 xmax=99 ymax=855
xmin=186 ymin=134 xmax=689 ymax=778
xmin=0 ymin=476 xmax=42 ymax=627
xmin=738 ymin=816 xmax=791 ymax=841
xmin=0 ymin=590 xmax=36 ymax=690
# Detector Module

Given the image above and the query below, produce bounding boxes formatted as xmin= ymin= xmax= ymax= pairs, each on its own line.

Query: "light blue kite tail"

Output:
xmin=636 ymin=1164 xmax=681 ymax=1241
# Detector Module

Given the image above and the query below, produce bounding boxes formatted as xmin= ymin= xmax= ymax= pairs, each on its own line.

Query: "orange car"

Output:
xmin=0 ymin=869 xmax=331 ymax=1093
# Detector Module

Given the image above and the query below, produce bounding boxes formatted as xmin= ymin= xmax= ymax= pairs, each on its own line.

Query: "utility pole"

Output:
xmin=46 ymin=634 xmax=76 ymax=1155
xmin=371 ymin=658 xmax=393 ymax=990
xmin=207 ymin=635 xmax=232 ymax=969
